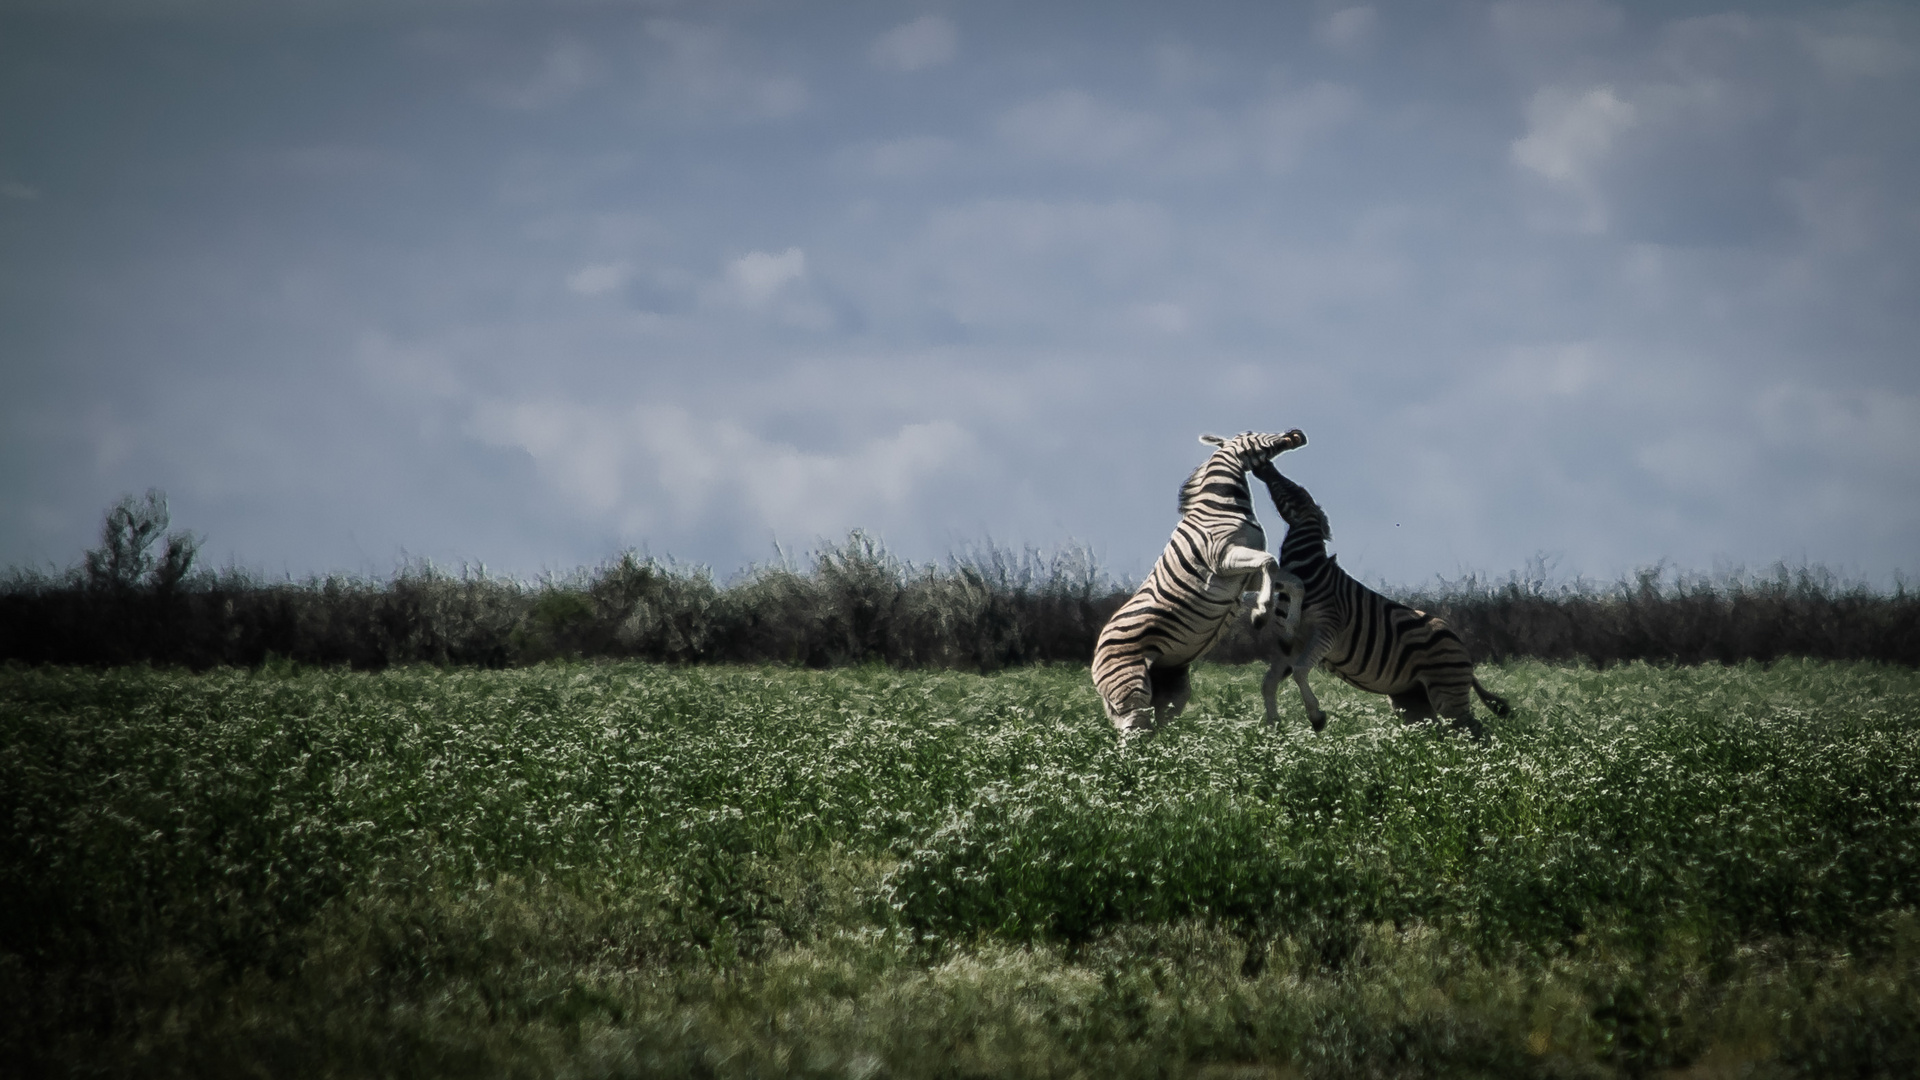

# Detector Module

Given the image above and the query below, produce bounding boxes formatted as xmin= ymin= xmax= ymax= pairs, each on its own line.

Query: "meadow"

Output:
xmin=5 ymin=658 xmax=1918 ymax=1077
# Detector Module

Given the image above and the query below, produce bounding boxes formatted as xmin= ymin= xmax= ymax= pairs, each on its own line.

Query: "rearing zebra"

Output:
xmin=1250 ymin=460 xmax=1509 ymax=739
xmin=1092 ymin=430 xmax=1308 ymax=738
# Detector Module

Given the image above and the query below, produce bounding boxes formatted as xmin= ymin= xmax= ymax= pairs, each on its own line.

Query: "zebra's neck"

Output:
xmin=1180 ymin=454 xmax=1255 ymax=524
xmin=1260 ymin=474 xmax=1331 ymax=571
xmin=1279 ymin=523 xmax=1330 ymax=572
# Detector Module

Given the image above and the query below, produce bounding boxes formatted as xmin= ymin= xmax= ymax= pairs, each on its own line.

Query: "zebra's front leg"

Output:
xmin=1293 ymin=665 xmax=1328 ymax=732
xmin=1285 ymin=627 xmax=1333 ymax=732
xmin=1216 ymin=544 xmax=1281 ymax=628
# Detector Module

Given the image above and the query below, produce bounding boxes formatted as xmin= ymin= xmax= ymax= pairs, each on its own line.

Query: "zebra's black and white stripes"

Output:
xmin=1091 ymin=430 xmax=1307 ymax=738
xmin=1250 ymin=460 xmax=1509 ymax=739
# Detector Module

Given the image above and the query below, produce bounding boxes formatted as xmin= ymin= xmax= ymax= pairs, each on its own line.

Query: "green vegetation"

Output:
xmin=5 ymin=659 xmax=1918 ymax=1077
xmin=4 ymin=491 xmax=1917 ymax=670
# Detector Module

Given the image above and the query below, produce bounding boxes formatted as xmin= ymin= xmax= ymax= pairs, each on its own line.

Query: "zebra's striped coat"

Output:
xmin=1250 ymin=461 xmax=1509 ymax=739
xmin=1092 ymin=430 xmax=1307 ymax=738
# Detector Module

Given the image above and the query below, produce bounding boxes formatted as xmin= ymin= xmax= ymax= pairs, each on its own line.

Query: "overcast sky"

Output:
xmin=2 ymin=0 xmax=1916 ymax=587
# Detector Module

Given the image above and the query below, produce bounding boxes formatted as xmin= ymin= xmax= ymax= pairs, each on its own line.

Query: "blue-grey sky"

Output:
xmin=3 ymin=0 xmax=1916 ymax=585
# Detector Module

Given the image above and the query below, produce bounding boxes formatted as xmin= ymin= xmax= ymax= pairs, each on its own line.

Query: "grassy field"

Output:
xmin=5 ymin=659 xmax=1919 ymax=1077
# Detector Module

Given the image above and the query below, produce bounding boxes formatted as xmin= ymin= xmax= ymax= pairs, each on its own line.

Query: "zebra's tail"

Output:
xmin=1472 ymin=677 xmax=1512 ymax=718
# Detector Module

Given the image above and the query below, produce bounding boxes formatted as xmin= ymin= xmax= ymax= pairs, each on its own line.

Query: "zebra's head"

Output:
xmin=1198 ymin=429 xmax=1306 ymax=470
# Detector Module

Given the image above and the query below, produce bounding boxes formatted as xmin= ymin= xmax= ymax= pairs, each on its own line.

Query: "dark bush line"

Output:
xmin=4 ymin=489 xmax=1915 ymax=670
xmin=1205 ymin=564 xmax=1920 ymax=669
xmin=6 ymin=549 xmax=1916 ymax=671
xmin=0 ymin=533 xmax=1126 ymax=672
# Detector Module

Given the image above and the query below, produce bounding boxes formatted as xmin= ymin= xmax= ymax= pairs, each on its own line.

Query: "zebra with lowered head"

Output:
xmin=1092 ymin=430 xmax=1308 ymax=738
xmin=1249 ymin=459 xmax=1509 ymax=740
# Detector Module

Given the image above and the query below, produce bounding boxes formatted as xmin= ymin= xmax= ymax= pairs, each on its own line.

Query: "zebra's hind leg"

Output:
xmin=1260 ymin=660 xmax=1292 ymax=727
xmin=1108 ymin=696 xmax=1156 ymax=739
xmin=1426 ymin=684 xmax=1487 ymax=742
xmin=1102 ymin=655 xmax=1159 ymax=739
xmin=1389 ymin=688 xmax=1435 ymax=721
xmin=1149 ymin=663 xmax=1192 ymax=726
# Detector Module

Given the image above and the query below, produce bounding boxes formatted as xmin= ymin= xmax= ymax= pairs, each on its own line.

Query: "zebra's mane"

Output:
xmin=1178 ymin=448 xmax=1241 ymax=516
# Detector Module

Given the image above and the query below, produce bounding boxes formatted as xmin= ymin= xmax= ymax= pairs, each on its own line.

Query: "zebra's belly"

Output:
xmin=1329 ymin=664 xmax=1418 ymax=696
xmin=1323 ymin=629 xmax=1422 ymax=695
xmin=1140 ymin=590 xmax=1246 ymax=665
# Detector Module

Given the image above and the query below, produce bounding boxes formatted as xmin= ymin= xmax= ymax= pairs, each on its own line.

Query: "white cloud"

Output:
xmin=1316 ymin=7 xmax=1378 ymax=54
xmin=1511 ymin=85 xmax=1636 ymax=231
xmin=724 ymin=248 xmax=806 ymax=306
xmin=704 ymin=248 xmax=829 ymax=328
xmin=870 ymin=15 xmax=958 ymax=73
xmin=471 ymin=400 xmax=629 ymax=513
xmin=718 ymin=418 xmax=976 ymax=539
xmin=469 ymin=397 xmax=976 ymax=542
xmin=566 ymin=261 xmax=632 ymax=297
xmin=2 ymin=181 xmax=42 ymax=200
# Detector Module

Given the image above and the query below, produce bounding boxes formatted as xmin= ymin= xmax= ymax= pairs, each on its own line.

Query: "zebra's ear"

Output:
xmin=1199 ymin=433 xmax=1226 ymax=447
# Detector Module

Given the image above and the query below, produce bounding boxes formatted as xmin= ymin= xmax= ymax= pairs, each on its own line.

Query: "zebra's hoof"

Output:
xmin=1309 ymin=713 xmax=1326 ymax=732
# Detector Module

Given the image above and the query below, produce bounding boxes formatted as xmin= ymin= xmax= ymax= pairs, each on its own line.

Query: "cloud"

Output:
xmin=643 ymin=20 xmax=807 ymax=121
xmin=995 ymin=90 xmax=1167 ymax=166
xmin=870 ymin=15 xmax=957 ymax=72
xmin=471 ymin=399 xmax=629 ymax=514
xmin=2 ymin=181 xmax=41 ymax=200
xmin=468 ymin=397 xmax=977 ymax=543
xmin=1490 ymin=0 xmax=1623 ymax=51
xmin=992 ymin=82 xmax=1354 ymax=176
xmin=846 ymin=135 xmax=959 ymax=179
xmin=262 ymin=144 xmax=416 ymax=183
xmin=484 ymin=38 xmax=596 ymax=111
xmin=1805 ymin=30 xmax=1916 ymax=80
xmin=703 ymin=248 xmax=831 ymax=329
xmin=1755 ymin=382 xmax=1920 ymax=469
xmin=1134 ymin=301 xmax=1190 ymax=334
xmin=910 ymin=199 xmax=1175 ymax=329
xmin=1510 ymin=85 xmax=1636 ymax=231
xmin=566 ymin=262 xmax=632 ymax=297
xmin=723 ymin=248 xmax=806 ymax=306
xmin=1495 ymin=343 xmax=1601 ymax=402
xmin=1316 ymin=6 xmax=1378 ymax=54
xmin=1248 ymin=82 xmax=1360 ymax=173
xmin=357 ymin=332 xmax=465 ymax=402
